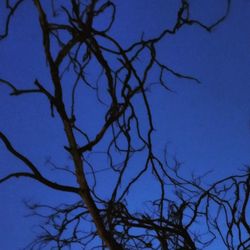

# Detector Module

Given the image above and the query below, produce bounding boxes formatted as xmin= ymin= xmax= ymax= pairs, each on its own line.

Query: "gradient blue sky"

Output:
xmin=0 ymin=1 xmax=250 ymax=249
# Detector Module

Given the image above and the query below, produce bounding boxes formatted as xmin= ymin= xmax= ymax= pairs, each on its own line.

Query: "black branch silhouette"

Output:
xmin=1 ymin=0 xmax=249 ymax=249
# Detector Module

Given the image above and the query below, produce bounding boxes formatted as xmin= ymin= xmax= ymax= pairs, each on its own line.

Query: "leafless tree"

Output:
xmin=0 ymin=0 xmax=249 ymax=249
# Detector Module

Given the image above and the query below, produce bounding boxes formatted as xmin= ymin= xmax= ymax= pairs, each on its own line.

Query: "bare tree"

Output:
xmin=0 ymin=0 xmax=249 ymax=249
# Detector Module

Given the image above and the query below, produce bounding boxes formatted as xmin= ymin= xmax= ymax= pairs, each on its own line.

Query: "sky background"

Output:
xmin=0 ymin=0 xmax=250 ymax=249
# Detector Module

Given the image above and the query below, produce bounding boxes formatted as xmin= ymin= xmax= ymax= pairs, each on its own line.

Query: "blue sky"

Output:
xmin=0 ymin=0 xmax=250 ymax=249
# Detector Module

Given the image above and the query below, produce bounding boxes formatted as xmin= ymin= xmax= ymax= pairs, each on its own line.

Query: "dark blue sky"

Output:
xmin=0 ymin=1 xmax=250 ymax=249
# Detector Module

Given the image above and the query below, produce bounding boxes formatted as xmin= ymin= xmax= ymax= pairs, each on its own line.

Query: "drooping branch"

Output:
xmin=0 ymin=131 xmax=79 ymax=193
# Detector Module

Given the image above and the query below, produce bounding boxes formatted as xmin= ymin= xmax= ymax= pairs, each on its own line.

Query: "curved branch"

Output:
xmin=0 ymin=0 xmax=25 ymax=40
xmin=0 ymin=131 xmax=79 ymax=193
xmin=0 ymin=171 xmax=79 ymax=193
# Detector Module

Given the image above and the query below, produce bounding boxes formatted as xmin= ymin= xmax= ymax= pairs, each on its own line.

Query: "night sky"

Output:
xmin=0 ymin=1 xmax=250 ymax=249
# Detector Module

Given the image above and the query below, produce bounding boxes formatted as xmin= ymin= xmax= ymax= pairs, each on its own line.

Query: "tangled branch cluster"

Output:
xmin=1 ymin=0 xmax=249 ymax=249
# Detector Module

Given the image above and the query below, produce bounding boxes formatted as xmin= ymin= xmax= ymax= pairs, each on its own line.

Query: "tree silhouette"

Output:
xmin=0 ymin=0 xmax=249 ymax=249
